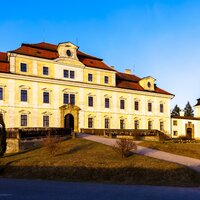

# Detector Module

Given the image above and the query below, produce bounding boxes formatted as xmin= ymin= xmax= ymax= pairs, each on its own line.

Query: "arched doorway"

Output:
xmin=64 ymin=114 xmax=74 ymax=130
xmin=186 ymin=128 xmax=192 ymax=139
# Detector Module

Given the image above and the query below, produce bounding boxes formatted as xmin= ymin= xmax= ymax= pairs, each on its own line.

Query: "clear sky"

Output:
xmin=0 ymin=0 xmax=200 ymax=109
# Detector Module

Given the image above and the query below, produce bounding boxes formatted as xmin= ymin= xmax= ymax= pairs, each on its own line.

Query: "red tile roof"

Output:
xmin=116 ymin=72 xmax=172 ymax=95
xmin=172 ymin=116 xmax=200 ymax=120
xmin=0 ymin=52 xmax=9 ymax=73
xmin=1 ymin=41 xmax=172 ymax=95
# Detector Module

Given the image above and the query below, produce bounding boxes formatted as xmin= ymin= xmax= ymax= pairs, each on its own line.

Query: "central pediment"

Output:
xmin=55 ymin=42 xmax=84 ymax=67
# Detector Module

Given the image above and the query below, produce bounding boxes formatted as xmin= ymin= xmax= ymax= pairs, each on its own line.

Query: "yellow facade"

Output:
xmin=0 ymin=42 xmax=173 ymax=133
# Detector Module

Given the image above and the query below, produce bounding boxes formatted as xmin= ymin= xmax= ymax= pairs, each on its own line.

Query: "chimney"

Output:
xmin=124 ymin=69 xmax=131 ymax=74
xmin=110 ymin=66 xmax=115 ymax=69
xmin=180 ymin=110 xmax=184 ymax=117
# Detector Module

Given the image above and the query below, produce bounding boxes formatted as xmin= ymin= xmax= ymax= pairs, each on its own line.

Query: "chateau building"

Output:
xmin=171 ymin=99 xmax=200 ymax=139
xmin=0 ymin=42 xmax=173 ymax=133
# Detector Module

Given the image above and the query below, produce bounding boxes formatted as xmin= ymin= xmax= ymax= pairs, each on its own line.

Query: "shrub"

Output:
xmin=113 ymin=139 xmax=137 ymax=158
xmin=43 ymin=134 xmax=61 ymax=156
xmin=0 ymin=114 xmax=6 ymax=157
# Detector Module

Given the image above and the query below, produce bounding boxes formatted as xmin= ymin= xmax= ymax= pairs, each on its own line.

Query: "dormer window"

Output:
xmin=43 ymin=66 xmax=49 ymax=76
xmin=147 ymin=82 xmax=151 ymax=88
xmin=88 ymin=74 xmax=93 ymax=82
xmin=104 ymin=76 xmax=109 ymax=84
xmin=20 ymin=63 xmax=27 ymax=72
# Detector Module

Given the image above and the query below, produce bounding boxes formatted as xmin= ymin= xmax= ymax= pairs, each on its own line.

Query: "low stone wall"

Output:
xmin=81 ymin=128 xmax=169 ymax=141
xmin=6 ymin=136 xmax=70 ymax=154
xmin=6 ymin=127 xmax=71 ymax=153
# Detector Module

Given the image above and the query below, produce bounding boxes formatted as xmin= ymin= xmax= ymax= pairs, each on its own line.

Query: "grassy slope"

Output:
xmin=0 ymin=138 xmax=200 ymax=186
xmin=140 ymin=141 xmax=200 ymax=160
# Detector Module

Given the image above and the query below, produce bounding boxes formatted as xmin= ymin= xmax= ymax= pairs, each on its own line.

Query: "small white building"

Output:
xmin=171 ymin=99 xmax=200 ymax=139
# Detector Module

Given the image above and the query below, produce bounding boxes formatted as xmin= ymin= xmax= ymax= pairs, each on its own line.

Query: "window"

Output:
xmin=173 ymin=120 xmax=177 ymax=126
xmin=0 ymin=88 xmax=3 ymax=100
xmin=104 ymin=76 xmax=109 ymax=84
xmin=88 ymin=117 xmax=93 ymax=128
xmin=21 ymin=90 xmax=27 ymax=102
xmin=88 ymin=96 xmax=93 ymax=107
xmin=43 ymin=116 xmax=49 ymax=127
xmin=20 ymin=63 xmax=27 ymax=72
xmin=120 ymin=119 xmax=125 ymax=129
xmin=43 ymin=92 xmax=49 ymax=103
xmin=134 ymin=101 xmax=139 ymax=111
xmin=148 ymin=102 xmax=152 ymax=112
xmin=173 ymin=131 xmax=178 ymax=136
xmin=105 ymin=118 xmax=109 ymax=129
xmin=88 ymin=74 xmax=93 ymax=82
xmin=70 ymin=94 xmax=75 ymax=105
xmin=105 ymin=98 xmax=110 ymax=108
xmin=70 ymin=71 xmax=75 ymax=79
xmin=63 ymin=93 xmax=69 ymax=104
xmin=160 ymin=121 xmax=164 ymax=131
xmin=63 ymin=70 xmax=69 ymax=78
xmin=43 ymin=66 xmax=49 ymax=75
xmin=160 ymin=104 xmax=164 ymax=113
xmin=120 ymin=99 xmax=125 ymax=109
xmin=134 ymin=120 xmax=139 ymax=130
xmin=148 ymin=121 xmax=152 ymax=130
xmin=63 ymin=93 xmax=75 ymax=105
xmin=21 ymin=114 xmax=27 ymax=126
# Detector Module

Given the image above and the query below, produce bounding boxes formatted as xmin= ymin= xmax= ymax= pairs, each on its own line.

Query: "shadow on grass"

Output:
xmin=4 ymin=146 xmax=42 ymax=158
xmin=56 ymin=143 xmax=94 ymax=156
xmin=1 ymin=164 xmax=200 ymax=187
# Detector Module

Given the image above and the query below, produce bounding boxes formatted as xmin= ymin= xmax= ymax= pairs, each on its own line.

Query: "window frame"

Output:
xmin=43 ymin=66 xmax=49 ymax=76
xmin=70 ymin=71 xmax=75 ymax=79
xmin=88 ymin=96 xmax=93 ymax=107
xmin=21 ymin=114 xmax=28 ymax=126
xmin=20 ymin=89 xmax=28 ymax=102
xmin=88 ymin=74 xmax=93 ymax=82
xmin=0 ymin=87 xmax=3 ymax=100
xmin=104 ymin=76 xmax=109 ymax=84
xmin=120 ymin=99 xmax=125 ymax=109
xmin=160 ymin=121 xmax=164 ymax=131
xmin=105 ymin=98 xmax=110 ymax=108
xmin=88 ymin=117 xmax=93 ymax=128
xmin=134 ymin=101 xmax=139 ymax=111
xmin=63 ymin=69 xmax=69 ymax=78
xmin=43 ymin=115 xmax=50 ymax=127
xmin=43 ymin=91 xmax=50 ymax=104
xmin=105 ymin=118 xmax=109 ymax=129
xmin=20 ymin=63 xmax=27 ymax=72
xmin=148 ymin=102 xmax=152 ymax=112
xmin=148 ymin=121 xmax=152 ymax=130
xmin=134 ymin=120 xmax=139 ymax=130
xmin=63 ymin=93 xmax=69 ymax=104
xmin=120 ymin=119 xmax=125 ymax=129
xmin=160 ymin=103 xmax=164 ymax=113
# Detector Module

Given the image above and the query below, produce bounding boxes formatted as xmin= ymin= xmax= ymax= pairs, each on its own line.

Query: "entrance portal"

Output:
xmin=64 ymin=114 xmax=74 ymax=130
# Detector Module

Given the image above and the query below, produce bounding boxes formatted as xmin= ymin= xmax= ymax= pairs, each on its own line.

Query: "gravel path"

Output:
xmin=78 ymin=133 xmax=200 ymax=172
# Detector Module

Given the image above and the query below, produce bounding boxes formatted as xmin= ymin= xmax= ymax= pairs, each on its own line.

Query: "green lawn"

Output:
xmin=0 ymin=138 xmax=200 ymax=186
xmin=140 ymin=141 xmax=200 ymax=159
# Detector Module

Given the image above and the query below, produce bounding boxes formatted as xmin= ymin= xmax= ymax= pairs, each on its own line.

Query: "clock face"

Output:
xmin=147 ymin=82 xmax=151 ymax=88
xmin=66 ymin=49 xmax=72 ymax=57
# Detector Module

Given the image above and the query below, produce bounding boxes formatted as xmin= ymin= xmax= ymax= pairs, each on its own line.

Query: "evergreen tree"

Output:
xmin=171 ymin=104 xmax=181 ymax=117
xmin=184 ymin=101 xmax=194 ymax=117
xmin=0 ymin=114 xmax=6 ymax=157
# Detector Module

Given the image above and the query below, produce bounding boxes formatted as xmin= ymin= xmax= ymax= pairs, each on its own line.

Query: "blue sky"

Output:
xmin=0 ymin=0 xmax=200 ymax=109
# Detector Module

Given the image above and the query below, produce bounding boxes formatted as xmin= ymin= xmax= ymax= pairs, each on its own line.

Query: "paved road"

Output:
xmin=78 ymin=133 xmax=200 ymax=172
xmin=0 ymin=178 xmax=200 ymax=200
